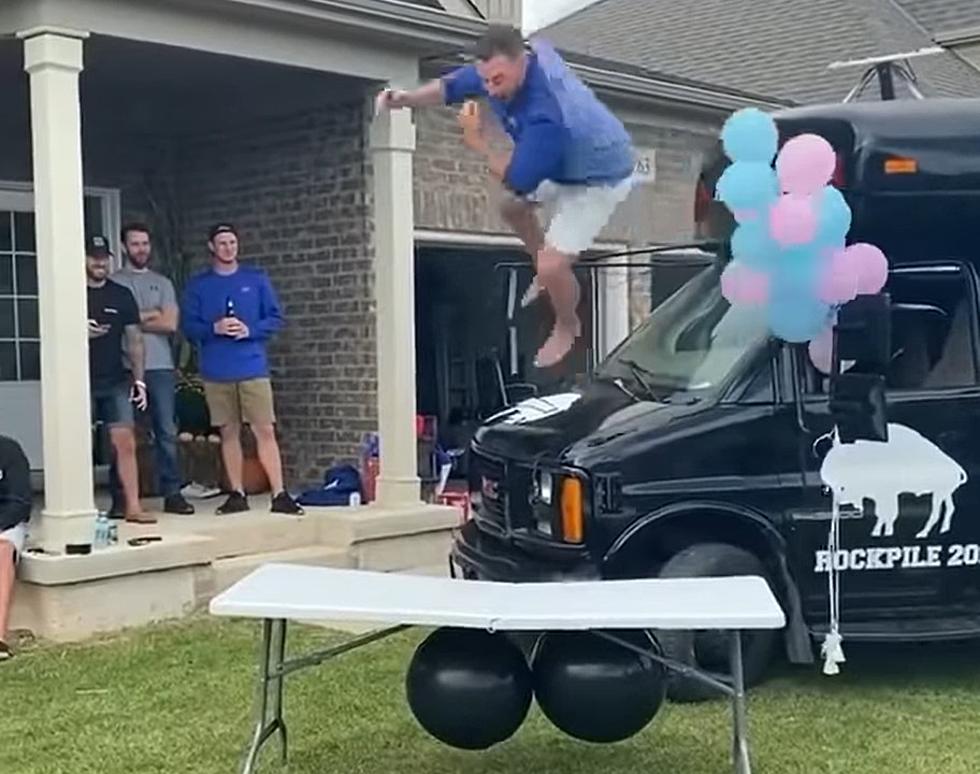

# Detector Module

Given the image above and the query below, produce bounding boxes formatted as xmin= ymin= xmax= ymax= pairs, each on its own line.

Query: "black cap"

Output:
xmin=208 ymin=222 xmax=238 ymax=241
xmin=85 ymin=234 xmax=113 ymax=257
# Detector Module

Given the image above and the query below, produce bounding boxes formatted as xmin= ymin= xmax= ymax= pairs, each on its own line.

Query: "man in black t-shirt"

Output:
xmin=86 ymin=235 xmax=153 ymax=524
xmin=0 ymin=434 xmax=31 ymax=661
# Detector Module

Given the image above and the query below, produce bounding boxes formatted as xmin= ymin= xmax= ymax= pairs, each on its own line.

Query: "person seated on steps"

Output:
xmin=0 ymin=434 xmax=31 ymax=661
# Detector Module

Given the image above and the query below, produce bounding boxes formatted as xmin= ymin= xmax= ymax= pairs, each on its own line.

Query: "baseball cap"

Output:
xmin=85 ymin=234 xmax=113 ymax=257
xmin=208 ymin=222 xmax=238 ymax=241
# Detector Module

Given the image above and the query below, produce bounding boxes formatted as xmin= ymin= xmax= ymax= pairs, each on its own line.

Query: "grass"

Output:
xmin=2 ymin=616 xmax=980 ymax=774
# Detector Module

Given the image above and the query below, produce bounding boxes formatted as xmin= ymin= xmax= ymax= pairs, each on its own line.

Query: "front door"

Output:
xmin=791 ymin=262 xmax=980 ymax=626
xmin=0 ymin=191 xmax=41 ymax=468
xmin=0 ymin=187 xmax=119 ymax=470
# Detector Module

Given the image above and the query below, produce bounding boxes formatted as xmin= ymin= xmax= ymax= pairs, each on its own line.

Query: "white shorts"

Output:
xmin=530 ymin=176 xmax=634 ymax=255
xmin=0 ymin=522 xmax=27 ymax=562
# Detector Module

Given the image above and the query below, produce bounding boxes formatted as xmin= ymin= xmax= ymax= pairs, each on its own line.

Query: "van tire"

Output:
xmin=654 ymin=542 xmax=779 ymax=704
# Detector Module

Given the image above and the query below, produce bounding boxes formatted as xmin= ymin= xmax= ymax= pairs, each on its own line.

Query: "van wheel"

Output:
xmin=654 ymin=542 xmax=779 ymax=704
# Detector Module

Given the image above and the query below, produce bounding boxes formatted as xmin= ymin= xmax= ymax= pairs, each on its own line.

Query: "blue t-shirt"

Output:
xmin=180 ymin=265 xmax=283 ymax=383
xmin=442 ymin=37 xmax=635 ymax=195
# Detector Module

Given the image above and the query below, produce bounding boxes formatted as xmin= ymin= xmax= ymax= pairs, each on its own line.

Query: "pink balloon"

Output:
xmin=848 ymin=243 xmax=889 ymax=294
xmin=769 ymin=193 xmax=817 ymax=246
xmin=776 ymin=134 xmax=836 ymax=195
xmin=808 ymin=327 xmax=834 ymax=375
xmin=817 ymin=247 xmax=859 ymax=304
xmin=722 ymin=262 xmax=769 ymax=305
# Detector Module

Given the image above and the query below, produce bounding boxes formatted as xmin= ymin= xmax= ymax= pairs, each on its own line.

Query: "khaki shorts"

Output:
xmin=204 ymin=378 xmax=276 ymax=427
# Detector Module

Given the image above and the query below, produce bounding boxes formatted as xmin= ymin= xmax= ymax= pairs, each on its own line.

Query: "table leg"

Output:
xmin=271 ymin=619 xmax=288 ymax=763
xmin=729 ymin=630 xmax=752 ymax=774
xmin=241 ymin=618 xmax=289 ymax=774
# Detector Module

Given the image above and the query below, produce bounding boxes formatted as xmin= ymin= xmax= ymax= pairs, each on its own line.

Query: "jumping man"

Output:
xmin=376 ymin=24 xmax=636 ymax=367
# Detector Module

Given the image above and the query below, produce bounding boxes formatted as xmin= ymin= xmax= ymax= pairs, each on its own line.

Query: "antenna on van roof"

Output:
xmin=828 ymin=46 xmax=943 ymax=102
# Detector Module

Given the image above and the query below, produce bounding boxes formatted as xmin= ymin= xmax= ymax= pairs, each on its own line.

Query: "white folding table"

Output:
xmin=209 ymin=564 xmax=785 ymax=774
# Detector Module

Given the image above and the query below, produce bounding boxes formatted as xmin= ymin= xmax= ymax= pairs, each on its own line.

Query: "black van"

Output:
xmin=450 ymin=97 xmax=980 ymax=702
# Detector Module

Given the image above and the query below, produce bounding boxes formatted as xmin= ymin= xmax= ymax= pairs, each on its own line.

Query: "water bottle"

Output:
xmin=94 ymin=513 xmax=108 ymax=549
xmin=107 ymin=520 xmax=118 ymax=546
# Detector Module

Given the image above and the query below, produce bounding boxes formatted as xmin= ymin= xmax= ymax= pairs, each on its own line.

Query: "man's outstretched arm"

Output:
xmin=377 ymin=65 xmax=486 ymax=112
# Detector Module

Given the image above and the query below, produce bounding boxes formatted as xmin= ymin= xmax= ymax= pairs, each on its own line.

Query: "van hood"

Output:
xmin=472 ymin=381 xmax=701 ymax=464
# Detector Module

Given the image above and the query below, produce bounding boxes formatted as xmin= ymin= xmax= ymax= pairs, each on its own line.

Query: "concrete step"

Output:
xmin=159 ymin=510 xmax=322 ymax=560
xmin=205 ymin=545 xmax=355 ymax=602
xmin=316 ymin=504 xmax=460 ymax=547
xmin=351 ymin=529 xmax=455 ymax=572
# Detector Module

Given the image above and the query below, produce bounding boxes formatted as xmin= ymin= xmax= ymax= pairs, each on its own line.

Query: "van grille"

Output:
xmin=470 ymin=450 xmax=533 ymax=532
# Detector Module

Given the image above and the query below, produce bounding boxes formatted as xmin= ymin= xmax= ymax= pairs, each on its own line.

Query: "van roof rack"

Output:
xmin=828 ymin=46 xmax=944 ymax=102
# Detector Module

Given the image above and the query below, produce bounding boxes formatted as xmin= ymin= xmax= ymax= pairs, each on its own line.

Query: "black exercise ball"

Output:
xmin=406 ymin=627 xmax=533 ymax=750
xmin=531 ymin=629 xmax=666 ymax=743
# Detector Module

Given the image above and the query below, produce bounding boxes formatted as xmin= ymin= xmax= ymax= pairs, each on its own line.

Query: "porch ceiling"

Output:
xmin=0 ymin=34 xmax=370 ymax=138
xmin=0 ymin=0 xmax=484 ymax=85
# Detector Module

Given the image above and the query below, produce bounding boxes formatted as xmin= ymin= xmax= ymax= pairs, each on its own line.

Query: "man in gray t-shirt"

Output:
xmin=111 ymin=223 xmax=195 ymax=515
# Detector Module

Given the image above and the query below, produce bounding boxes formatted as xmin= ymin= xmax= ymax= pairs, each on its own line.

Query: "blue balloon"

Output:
xmin=721 ymin=108 xmax=779 ymax=164
xmin=816 ymin=186 xmax=852 ymax=244
xmin=768 ymin=292 xmax=832 ymax=343
xmin=769 ymin=251 xmax=821 ymax=304
xmin=716 ymin=162 xmax=779 ymax=213
xmin=731 ymin=220 xmax=779 ymax=270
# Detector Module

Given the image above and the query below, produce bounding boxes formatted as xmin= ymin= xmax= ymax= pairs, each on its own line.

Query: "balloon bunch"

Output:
xmin=716 ymin=108 xmax=889 ymax=373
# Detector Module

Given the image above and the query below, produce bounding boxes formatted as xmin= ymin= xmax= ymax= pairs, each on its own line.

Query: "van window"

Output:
xmin=803 ymin=264 xmax=978 ymax=394
xmin=736 ymin=352 xmax=776 ymax=403
xmin=597 ymin=265 xmax=770 ymax=400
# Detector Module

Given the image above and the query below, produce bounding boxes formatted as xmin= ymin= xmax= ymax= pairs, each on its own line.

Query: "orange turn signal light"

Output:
xmin=884 ymin=157 xmax=918 ymax=175
xmin=560 ymin=477 xmax=584 ymax=543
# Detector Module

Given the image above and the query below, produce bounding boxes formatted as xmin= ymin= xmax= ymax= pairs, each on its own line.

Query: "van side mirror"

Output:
xmin=835 ymin=293 xmax=891 ymax=370
xmin=828 ymin=293 xmax=891 ymax=444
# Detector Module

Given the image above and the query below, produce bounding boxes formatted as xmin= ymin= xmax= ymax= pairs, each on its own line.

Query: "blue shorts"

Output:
xmin=91 ymin=383 xmax=134 ymax=427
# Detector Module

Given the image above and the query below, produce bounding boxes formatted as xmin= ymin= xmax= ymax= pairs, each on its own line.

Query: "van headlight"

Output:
xmin=534 ymin=470 xmax=554 ymax=505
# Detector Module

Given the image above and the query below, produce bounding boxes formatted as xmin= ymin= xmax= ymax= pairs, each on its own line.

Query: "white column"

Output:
xmin=598 ymin=254 xmax=631 ymax=359
xmin=19 ymin=27 xmax=98 ymax=552
xmin=370 ymin=106 xmax=421 ymax=507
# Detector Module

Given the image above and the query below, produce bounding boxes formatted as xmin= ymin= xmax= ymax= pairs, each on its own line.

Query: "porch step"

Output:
xmin=316 ymin=504 xmax=461 ymax=547
xmin=162 ymin=510 xmax=322 ymax=560
xmin=351 ymin=529 xmax=455 ymax=572
xmin=205 ymin=545 xmax=354 ymax=602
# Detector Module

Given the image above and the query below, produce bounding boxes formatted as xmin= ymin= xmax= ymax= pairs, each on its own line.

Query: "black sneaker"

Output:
xmin=271 ymin=491 xmax=304 ymax=515
xmin=163 ymin=494 xmax=195 ymax=515
xmin=0 ymin=641 xmax=12 ymax=662
xmin=216 ymin=491 xmax=250 ymax=515
xmin=107 ymin=500 xmax=125 ymax=520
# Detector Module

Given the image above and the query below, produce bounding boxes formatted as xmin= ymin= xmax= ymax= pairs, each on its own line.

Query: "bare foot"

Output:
xmin=534 ymin=321 xmax=581 ymax=368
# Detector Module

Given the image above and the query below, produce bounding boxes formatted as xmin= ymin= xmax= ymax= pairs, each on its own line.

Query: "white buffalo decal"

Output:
xmin=820 ymin=423 xmax=968 ymax=540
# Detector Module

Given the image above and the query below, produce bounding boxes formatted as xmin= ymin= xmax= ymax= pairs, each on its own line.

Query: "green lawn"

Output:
xmin=2 ymin=616 xmax=979 ymax=774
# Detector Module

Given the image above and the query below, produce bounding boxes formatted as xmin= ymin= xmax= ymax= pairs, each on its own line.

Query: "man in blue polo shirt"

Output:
xmin=376 ymin=24 xmax=635 ymax=367
xmin=181 ymin=224 xmax=302 ymax=516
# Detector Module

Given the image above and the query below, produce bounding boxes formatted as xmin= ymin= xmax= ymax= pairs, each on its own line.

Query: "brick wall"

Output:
xmin=413 ymin=106 xmax=514 ymax=234
xmin=618 ymin=114 xmax=721 ymax=328
xmin=173 ymin=101 xmax=375 ymax=485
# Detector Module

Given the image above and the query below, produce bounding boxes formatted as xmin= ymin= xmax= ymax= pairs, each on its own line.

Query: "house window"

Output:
xmin=0 ymin=210 xmax=39 ymax=382
xmin=0 ymin=185 xmax=120 ymax=383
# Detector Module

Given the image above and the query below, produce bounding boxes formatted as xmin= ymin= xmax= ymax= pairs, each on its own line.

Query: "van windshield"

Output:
xmin=595 ymin=264 xmax=769 ymax=398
